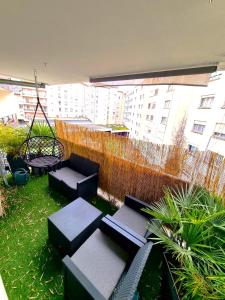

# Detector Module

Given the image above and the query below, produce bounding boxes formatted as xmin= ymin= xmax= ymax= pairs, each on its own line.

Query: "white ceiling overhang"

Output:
xmin=0 ymin=0 xmax=224 ymax=84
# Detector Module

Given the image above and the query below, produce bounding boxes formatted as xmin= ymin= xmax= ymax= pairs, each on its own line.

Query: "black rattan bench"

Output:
xmin=62 ymin=217 xmax=153 ymax=300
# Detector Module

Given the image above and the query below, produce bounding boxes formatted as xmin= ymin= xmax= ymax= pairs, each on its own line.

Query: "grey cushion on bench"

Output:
xmin=48 ymin=153 xmax=99 ymax=200
xmin=63 ymin=222 xmax=153 ymax=299
xmin=112 ymin=195 xmax=152 ymax=240
xmin=113 ymin=205 xmax=149 ymax=237
xmin=50 ymin=167 xmax=86 ymax=189
xmin=71 ymin=229 xmax=129 ymax=299
xmin=63 ymin=217 xmax=147 ymax=300
xmin=51 ymin=167 xmax=85 ymax=189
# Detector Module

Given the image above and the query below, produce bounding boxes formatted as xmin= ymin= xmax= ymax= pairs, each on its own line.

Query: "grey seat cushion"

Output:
xmin=113 ymin=205 xmax=148 ymax=237
xmin=71 ymin=229 xmax=129 ymax=299
xmin=50 ymin=167 xmax=85 ymax=189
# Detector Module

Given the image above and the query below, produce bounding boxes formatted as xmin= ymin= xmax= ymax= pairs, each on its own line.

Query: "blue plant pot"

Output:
xmin=14 ymin=168 xmax=29 ymax=185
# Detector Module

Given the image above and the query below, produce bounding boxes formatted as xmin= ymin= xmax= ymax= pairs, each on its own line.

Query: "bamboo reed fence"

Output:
xmin=55 ymin=120 xmax=225 ymax=204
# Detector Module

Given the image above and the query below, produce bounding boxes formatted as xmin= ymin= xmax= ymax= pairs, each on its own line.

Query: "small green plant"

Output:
xmin=30 ymin=122 xmax=55 ymax=137
xmin=0 ymin=124 xmax=27 ymax=156
xmin=144 ymin=186 xmax=225 ymax=299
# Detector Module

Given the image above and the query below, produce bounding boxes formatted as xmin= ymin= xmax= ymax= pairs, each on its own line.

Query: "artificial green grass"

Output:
xmin=0 ymin=175 xmax=161 ymax=299
xmin=106 ymin=124 xmax=129 ymax=131
xmin=0 ymin=176 xmax=67 ymax=299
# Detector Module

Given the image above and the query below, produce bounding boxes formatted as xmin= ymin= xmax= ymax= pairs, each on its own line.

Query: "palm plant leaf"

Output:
xmin=146 ymin=185 xmax=225 ymax=298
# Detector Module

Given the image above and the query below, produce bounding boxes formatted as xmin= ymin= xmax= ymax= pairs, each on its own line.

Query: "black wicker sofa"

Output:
xmin=109 ymin=195 xmax=152 ymax=244
xmin=48 ymin=153 xmax=99 ymax=200
xmin=63 ymin=216 xmax=153 ymax=300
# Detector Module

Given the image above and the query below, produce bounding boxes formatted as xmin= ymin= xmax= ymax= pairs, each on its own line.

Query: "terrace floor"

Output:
xmin=0 ymin=176 xmax=162 ymax=300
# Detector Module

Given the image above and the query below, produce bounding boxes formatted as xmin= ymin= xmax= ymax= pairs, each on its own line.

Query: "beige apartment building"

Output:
xmin=47 ymin=84 xmax=85 ymax=119
xmin=124 ymin=84 xmax=203 ymax=144
xmin=0 ymin=85 xmax=47 ymax=122
xmin=17 ymin=87 xmax=48 ymax=121
xmin=0 ymin=83 xmax=125 ymax=126
xmin=0 ymin=88 xmax=18 ymax=125
xmin=107 ymin=90 xmax=125 ymax=125
xmin=185 ymin=71 xmax=225 ymax=156
xmin=47 ymin=84 xmax=125 ymax=125
xmin=123 ymin=71 xmax=225 ymax=156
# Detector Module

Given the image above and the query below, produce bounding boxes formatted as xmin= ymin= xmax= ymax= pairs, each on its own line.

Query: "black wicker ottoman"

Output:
xmin=48 ymin=197 xmax=104 ymax=255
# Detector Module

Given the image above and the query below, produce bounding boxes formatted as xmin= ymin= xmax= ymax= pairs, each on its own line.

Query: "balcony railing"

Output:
xmin=55 ymin=120 xmax=225 ymax=203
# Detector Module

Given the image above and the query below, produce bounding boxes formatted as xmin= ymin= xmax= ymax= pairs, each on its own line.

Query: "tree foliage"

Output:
xmin=0 ymin=124 xmax=26 ymax=156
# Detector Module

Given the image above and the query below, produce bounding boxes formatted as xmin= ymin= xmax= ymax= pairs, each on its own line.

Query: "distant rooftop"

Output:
xmin=34 ymin=117 xmax=92 ymax=125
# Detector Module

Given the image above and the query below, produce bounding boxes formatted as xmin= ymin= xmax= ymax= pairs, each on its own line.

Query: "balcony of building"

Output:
xmin=0 ymin=1 xmax=225 ymax=299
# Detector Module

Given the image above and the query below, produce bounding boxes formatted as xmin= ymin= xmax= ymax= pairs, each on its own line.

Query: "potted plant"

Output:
xmin=30 ymin=122 xmax=55 ymax=137
xmin=0 ymin=124 xmax=28 ymax=173
xmin=144 ymin=186 xmax=225 ymax=299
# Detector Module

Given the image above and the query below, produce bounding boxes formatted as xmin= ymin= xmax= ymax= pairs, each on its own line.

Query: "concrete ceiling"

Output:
xmin=0 ymin=0 xmax=225 ymax=84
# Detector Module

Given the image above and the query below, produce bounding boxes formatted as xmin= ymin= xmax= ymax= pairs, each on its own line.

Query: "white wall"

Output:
xmin=0 ymin=88 xmax=19 ymax=119
xmin=185 ymin=72 xmax=225 ymax=156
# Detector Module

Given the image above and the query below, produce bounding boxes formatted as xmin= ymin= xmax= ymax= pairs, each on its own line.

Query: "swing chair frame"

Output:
xmin=19 ymin=71 xmax=64 ymax=174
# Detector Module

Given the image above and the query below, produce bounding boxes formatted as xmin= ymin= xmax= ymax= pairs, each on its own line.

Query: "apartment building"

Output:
xmin=18 ymin=87 xmax=47 ymax=121
xmin=47 ymin=84 xmax=85 ymax=118
xmin=82 ymin=85 xmax=125 ymax=125
xmin=47 ymin=84 xmax=125 ymax=125
xmin=107 ymin=90 xmax=125 ymax=124
xmin=84 ymin=86 xmax=109 ymax=124
xmin=0 ymin=88 xmax=18 ymax=125
xmin=185 ymin=72 xmax=225 ymax=156
xmin=0 ymin=84 xmax=47 ymax=122
xmin=124 ymin=84 xmax=203 ymax=144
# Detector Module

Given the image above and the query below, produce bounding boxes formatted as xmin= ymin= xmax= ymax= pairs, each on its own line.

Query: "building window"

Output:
xmin=188 ymin=144 xmax=198 ymax=152
xmin=209 ymin=72 xmax=222 ymax=81
xmin=152 ymin=102 xmax=156 ymax=109
xmin=192 ymin=121 xmax=206 ymax=134
xmin=148 ymin=103 xmax=151 ymax=109
xmin=213 ymin=123 xmax=225 ymax=140
xmin=161 ymin=117 xmax=168 ymax=125
xmin=164 ymin=100 xmax=171 ymax=109
xmin=167 ymin=85 xmax=174 ymax=92
xmin=146 ymin=115 xmax=154 ymax=121
xmin=154 ymin=89 xmax=158 ymax=96
xmin=147 ymin=129 xmax=151 ymax=134
xmin=199 ymin=95 xmax=214 ymax=108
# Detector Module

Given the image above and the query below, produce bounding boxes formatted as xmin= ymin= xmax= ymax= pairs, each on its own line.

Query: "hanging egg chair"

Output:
xmin=20 ymin=136 xmax=64 ymax=169
xmin=19 ymin=71 xmax=64 ymax=174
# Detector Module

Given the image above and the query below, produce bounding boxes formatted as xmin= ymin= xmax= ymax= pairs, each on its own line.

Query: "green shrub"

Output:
xmin=30 ymin=122 xmax=55 ymax=137
xmin=144 ymin=186 xmax=225 ymax=299
xmin=0 ymin=124 xmax=27 ymax=156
